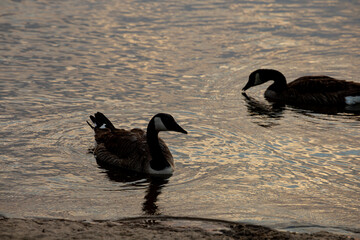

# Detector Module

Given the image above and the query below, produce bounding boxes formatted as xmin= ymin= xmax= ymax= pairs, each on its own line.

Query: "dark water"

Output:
xmin=0 ymin=0 xmax=359 ymax=236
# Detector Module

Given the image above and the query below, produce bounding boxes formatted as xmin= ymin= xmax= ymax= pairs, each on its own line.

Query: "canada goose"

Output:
xmin=87 ymin=112 xmax=187 ymax=175
xmin=242 ymin=69 xmax=360 ymax=106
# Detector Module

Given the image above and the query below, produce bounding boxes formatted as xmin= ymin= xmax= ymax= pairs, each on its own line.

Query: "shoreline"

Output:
xmin=0 ymin=215 xmax=357 ymax=240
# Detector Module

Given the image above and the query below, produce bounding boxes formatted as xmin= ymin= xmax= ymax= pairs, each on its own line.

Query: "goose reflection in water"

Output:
xmin=242 ymin=92 xmax=284 ymax=128
xmin=242 ymin=92 xmax=360 ymax=121
xmin=142 ymin=177 xmax=169 ymax=215
xmin=100 ymin=164 xmax=169 ymax=215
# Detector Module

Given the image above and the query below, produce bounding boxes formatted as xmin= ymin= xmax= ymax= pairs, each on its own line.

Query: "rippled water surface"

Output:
xmin=1 ymin=0 xmax=359 ymax=236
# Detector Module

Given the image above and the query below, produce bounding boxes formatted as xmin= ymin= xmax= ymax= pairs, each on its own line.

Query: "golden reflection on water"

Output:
xmin=0 ymin=0 xmax=359 ymax=235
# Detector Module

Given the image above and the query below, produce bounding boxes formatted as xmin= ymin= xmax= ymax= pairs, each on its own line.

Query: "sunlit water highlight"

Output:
xmin=0 ymin=0 xmax=359 ymax=236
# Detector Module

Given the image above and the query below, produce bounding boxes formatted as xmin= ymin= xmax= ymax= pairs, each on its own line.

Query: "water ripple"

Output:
xmin=0 ymin=0 xmax=359 ymax=235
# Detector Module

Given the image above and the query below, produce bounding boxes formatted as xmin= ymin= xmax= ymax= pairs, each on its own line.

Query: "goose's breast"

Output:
xmin=147 ymin=165 xmax=174 ymax=175
xmin=264 ymin=89 xmax=280 ymax=100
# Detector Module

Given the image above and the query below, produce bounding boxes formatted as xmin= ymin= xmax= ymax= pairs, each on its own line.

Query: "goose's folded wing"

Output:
xmin=99 ymin=129 xmax=147 ymax=157
xmin=289 ymin=76 xmax=360 ymax=93
xmin=94 ymin=129 xmax=150 ymax=171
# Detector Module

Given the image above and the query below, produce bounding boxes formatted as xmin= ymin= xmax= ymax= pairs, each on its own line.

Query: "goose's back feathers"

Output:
xmin=287 ymin=76 xmax=360 ymax=93
xmin=268 ymin=76 xmax=360 ymax=105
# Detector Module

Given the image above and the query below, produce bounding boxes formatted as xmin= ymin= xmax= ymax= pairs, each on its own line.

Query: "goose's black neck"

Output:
xmin=262 ymin=69 xmax=288 ymax=92
xmin=146 ymin=120 xmax=170 ymax=171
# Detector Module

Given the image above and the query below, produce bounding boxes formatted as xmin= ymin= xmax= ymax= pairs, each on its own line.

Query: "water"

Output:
xmin=1 ymin=0 xmax=359 ymax=236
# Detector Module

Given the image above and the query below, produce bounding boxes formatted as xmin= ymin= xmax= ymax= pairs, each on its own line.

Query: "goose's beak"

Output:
xmin=173 ymin=123 xmax=187 ymax=134
xmin=242 ymin=81 xmax=251 ymax=91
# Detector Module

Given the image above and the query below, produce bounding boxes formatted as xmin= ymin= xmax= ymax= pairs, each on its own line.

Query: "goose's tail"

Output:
xmin=87 ymin=112 xmax=116 ymax=131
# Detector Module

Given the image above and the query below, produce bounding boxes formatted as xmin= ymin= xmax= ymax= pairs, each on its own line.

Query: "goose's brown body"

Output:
xmin=87 ymin=112 xmax=186 ymax=175
xmin=266 ymin=76 xmax=360 ymax=105
xmin=93 ymin=128 xmax=174 ymax=173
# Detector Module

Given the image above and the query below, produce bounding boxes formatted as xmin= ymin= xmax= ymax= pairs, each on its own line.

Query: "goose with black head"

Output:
xmin=87 ymin=112 xmax=187 ymax=175
xmin=243 ymin=69 xmax=360 ymax=106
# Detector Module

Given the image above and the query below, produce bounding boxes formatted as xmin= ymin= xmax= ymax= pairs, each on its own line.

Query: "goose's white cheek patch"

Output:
xmin=154 ymin=117 xmax=168 ymax=131
xmin=345 ymin=96 xmax=360 ymax=105
xmin=254 ymin=72 xmax=262 ymax=85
